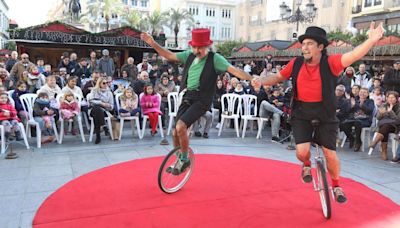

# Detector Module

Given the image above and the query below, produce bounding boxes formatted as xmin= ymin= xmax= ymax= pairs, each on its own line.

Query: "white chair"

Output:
xmin=115 ymin=93 xmax=141 ymax=140
xmin=368 ymin=132 xmax=397 ymax=159
xmin=56 ymin=93 xmax=86 ymax=144
xmin=218 ymin=93 xmax=242 ymax=138
xmin=340 ymin=127 xmax=371 ymax=152
xmin=7 ymin=90 xmax=15 ymax=107
xmin=19 ymin=93 xmax=58 ymax=148
xmin=139 ymin=93 xmax=164 ymax=138
xmin=256 ymin=117 xmax=270 ymax=139
xmin=240 ymin=94 xmax=259 ymax=138
xmin=166 ymin=92 xmax=179 ymax=136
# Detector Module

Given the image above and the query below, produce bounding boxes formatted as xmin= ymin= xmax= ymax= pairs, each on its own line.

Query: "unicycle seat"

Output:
xmin=311 ymin=119 xmax=320 ymax=129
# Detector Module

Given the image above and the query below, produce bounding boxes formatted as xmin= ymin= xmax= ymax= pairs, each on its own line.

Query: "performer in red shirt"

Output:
xmin=256 ymin=22 xmax=384 ymax=203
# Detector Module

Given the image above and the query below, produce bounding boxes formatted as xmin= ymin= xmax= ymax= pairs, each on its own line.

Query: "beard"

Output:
xmin=304 ymin=56 xmax=313 ymax=63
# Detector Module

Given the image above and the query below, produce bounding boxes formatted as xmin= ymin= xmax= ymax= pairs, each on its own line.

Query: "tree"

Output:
xmin=4 ymin=41 xmax=16 ymax=51
xmin=215 ymin=40 xmax=244 ymax=58
xmin=86 ymin=0 xmax=124 ymax=31
xmin=121 ymin=8 xmax=145 ymax=30
xmin=351 ymin=32 xmax=368 ymax=46
xmin=143 ymin=10 xmax=168 ymax=36
xmin=327 ymin=29 xmax=352 ymax=42
xmin=167 ymin=8 xmax=194 ymax=47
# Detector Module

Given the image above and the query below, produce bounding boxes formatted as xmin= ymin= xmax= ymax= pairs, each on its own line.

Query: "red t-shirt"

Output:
xmin=280 ymin=54 xmax=344 ymax=102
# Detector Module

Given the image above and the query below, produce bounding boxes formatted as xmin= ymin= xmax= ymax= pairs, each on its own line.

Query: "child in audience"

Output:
xmin=0 ymin=92 xmax=22 ymax=141
xmin=60 ymin=92 xmax=80 ymax=135
xmin=119 ymin=87 xmax=139 ymax=117
xmin=12 ymin=81 xmax=28 ymax=121
xmin=33 ymin=92 xmax=56 ymax=143
xmin=369 ymin=86 xmax=385 ymax=107
xmin=140 ymin=84 xmax=162 ymax=136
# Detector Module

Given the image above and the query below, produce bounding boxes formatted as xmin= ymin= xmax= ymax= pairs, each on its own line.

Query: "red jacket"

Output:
xmin=60 ymin=100 xmax=79 ymax=113
xmin=0 ymin=102 xmax=20 ymax=121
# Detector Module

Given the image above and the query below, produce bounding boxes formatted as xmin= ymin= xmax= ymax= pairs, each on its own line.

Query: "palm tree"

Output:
xmin=143 ymin=10 xmax=168 ymax=36
xmin=121 ymin=8 xmax=145 ymax=30
xmin=86 ymin=0 xmax=124 ymax=31
xmin=167 ymin=8 xmax=194 ymax=47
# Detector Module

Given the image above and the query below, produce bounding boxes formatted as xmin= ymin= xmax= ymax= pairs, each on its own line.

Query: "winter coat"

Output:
xmin=33 ymin=99 xmax=55 ymax=117
xmin=87 ymin=88 xmax=114 ymax=111
xmin=140 ymin=94 xmax=162 ymax=115
xmin=383 ymin=69 xmax=400 ymax=94
xmin=0 ymin=102 xmax=19 ymax=121
xmin=154 ymin=81 xmax=177 ymax=102
xmin=98 ymin=57 xmax=115 ymax=77
xmin=120 ymin=96 xmax=138 ymax=111
xmin=60 ymin=100 xmax=80 ymax=119
xmin=37 ymin=84 xmax=62 ymax=100
xmin=121 ymin=63 xmax=138 ymax=80
xmin=9 ymin=61 xmax=34 ymax=82
xmin=12 ymin=89 xmax=27 ymax=112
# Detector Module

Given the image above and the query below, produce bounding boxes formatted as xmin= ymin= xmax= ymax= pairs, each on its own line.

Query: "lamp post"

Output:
xmin=279 ymin=0 xmax=318 ymax=34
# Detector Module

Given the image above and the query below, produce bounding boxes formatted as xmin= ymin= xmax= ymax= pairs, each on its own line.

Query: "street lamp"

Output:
xmin=279 ymin=0 xmax=318 ymax=33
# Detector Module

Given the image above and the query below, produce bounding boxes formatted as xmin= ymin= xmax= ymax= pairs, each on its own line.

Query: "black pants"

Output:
xmin=340 ymin=119 xmax=370 ymax=144
xmin=378 ymin=124 xmax=396 ymax=142
xmin=90 ymin=106 xmax=106 ymax=133
xmin=176 ymin=91 xmax=208 ymax=128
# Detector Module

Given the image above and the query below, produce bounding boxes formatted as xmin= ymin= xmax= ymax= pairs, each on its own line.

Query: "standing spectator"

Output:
xmin=0 ymin=68 xmax=14 ymax=90
xmin=337 ymin=66 xmax=355 ymax=94
xmin=87 ymin=77 xmax=114 ymax=144
xmin=42 ymin=64 xmax=52 ymax=77
xmin=369 ymin=77 xmax=383 ymax=93
xmin=58 ymin=52 xmax=74 ymax=74
xmin=121 ymin=57 xmax=138 ymax=81
xmin=72 ymin=58 xmax=91 ymax=86
xmin=149 ymin=64 xmax=162 ymax=85
xmin=69 ymin=52 xmax=78 ymax=69
xmin=56 ymin=67 xmax=68 ymax=88
xmin=5 ymin=51 xmax=18 ymax=73
xmin=9 ymin=53 xmax=34 ymax=83
xmin=341 ymin=88 xmax=375 ymax=151
xmin=353 ymin=63 xmax=372 ymax=88
xmin=88 ymin=51 xmax=98 ymax=71
xmin=243 ymin=61 xmax=252 ymax=74
xmin=98 ymin=49 xmax=115 ymax=77
xmin=369 ymin=91 xmax=400 ymax=160
xmin=137 ymin=58 xmax=152 ymax=73
xmin=383 ymin=60 xmax=400 ymax=94
xmin=140 ymin=84 xmax=162 ymax=136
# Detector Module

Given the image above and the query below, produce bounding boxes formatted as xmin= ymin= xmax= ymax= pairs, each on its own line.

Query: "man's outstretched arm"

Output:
xmin=140 ymin=33 xmax=180 ymax=62
xmin=256 ymin=71 xmax=287 ymax=86
xmin=226 ymin=65 xmax=253 ymax=81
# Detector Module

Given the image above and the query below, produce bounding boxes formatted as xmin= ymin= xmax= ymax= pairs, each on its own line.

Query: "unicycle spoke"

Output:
xmin=158 ymin=147 xmax=194 ymax=193
xmin=316 ymin=160 xmax=331 ymax=219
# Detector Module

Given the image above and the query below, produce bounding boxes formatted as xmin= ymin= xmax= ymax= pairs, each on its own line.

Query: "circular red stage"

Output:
xmin=33 ymin=155 xmax=400 ymax=227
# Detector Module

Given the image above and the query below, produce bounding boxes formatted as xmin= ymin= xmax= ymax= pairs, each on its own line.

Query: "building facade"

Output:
xmin=351 ymin=0 xmax=400 ymax=33
xmin=0 ymin=0 xmax=9 ymax=49
xmin=236 ymin=0 xmax=353 ymax=42
xmin=160 ymin=0 xmax=237 ymax=49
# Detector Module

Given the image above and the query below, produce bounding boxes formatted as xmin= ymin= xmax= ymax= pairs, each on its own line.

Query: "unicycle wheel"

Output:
xmin=158 ymin=147 xmax=194 ymax=193
xmin=316 ymin=160 xmax=332 ymax=219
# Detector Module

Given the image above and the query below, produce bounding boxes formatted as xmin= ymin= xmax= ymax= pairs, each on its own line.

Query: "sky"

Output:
xmin=6 ymin=0 xmax=59 ymax=28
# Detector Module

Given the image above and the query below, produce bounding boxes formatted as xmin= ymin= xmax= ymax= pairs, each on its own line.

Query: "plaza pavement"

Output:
xmin=0 ymin=127 xmax=399 ymax=228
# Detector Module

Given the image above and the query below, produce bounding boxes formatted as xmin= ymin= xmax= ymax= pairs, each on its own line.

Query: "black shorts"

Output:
xmin=290 ymin=101 xmax=339 ymax=150
xmin=175 ymin=91 xmax=208 ymax=128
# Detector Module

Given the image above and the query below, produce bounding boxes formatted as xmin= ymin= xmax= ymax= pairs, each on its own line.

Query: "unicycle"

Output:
xmin=310 ymin=119 xmax=332 ymax=219
xmin=158 ymin=146 xmax=194 ymax=193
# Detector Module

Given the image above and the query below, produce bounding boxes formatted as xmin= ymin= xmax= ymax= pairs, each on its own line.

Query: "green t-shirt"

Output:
xmin=176 ymin=50 xmax=231 ymax=90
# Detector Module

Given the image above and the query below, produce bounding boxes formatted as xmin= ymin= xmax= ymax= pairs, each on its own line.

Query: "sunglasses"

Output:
xmin=102 ymin=82 xmax=107 ymax=85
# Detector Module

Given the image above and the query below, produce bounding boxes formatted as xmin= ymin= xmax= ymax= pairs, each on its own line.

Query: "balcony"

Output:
xmin=352 ymin=5 xmax=362 ymax=14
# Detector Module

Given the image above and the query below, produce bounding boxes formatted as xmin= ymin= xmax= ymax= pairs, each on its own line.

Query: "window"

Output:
xmin=323 ymin=0 xmax=332 ymax=7
xmin=131 ymin=0 xmax=137 ymax=6
xmin=222 ymin=9 xmax=232 ymax=18
xmin=141 ymin=0 xmax=148 ymax=7
xmin=364 ymin=0 xmax=382 ymax=7
xmin=122 ymin=0 xmax=128 ymax=4
xmin=374 ymin=0 xmax=382 ymax=5
xmin=364 ymin=0 xmax=372 ymax=7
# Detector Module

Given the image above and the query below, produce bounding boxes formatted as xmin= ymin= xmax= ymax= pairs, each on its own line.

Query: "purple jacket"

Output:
xmin=140 ymin=94 xmax=162 ymax=115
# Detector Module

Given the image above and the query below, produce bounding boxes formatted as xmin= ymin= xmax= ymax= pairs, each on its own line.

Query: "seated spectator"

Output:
xmin=12 ymin=81 xmax=28 ymax=121
xmin=58 ymin=52 xmax=74 ymax=74
xmin=60 ymin=92 xmax=80 ymax=135
xmin=83 ymin=70 xmax=100 ymax=97
xmin=33 ymin=92 xmax=56 ymax=144
xmin=349 ymin=84 xmax=361 ymax=99
xmin=72 ymin=58 xmax=91 ymax=86
xmin=133 ymin=71 xmax=148 ymax=95
xmin=36 ymin=58 xmax=45 ymax=74
xmin=368 ymin=91 xmax=400 ymax=160
xmin=369 ymin=86 xmax=385 ymax=107
xmin=227 ymin=77 xmax=239 ymax=93
xmin=140 ymin=84 xmax=162 ymax=136
xmin=9 ymin=53 xmax=34 ymax=83
xmin=193 ymin=110 xmax=212 ymax=138
xmin=27 ymin=65 xmax=46 ymax=93
xmin=119 ymin=87 xmax=139 ymax=117
xmin=369 ymin=77 xmax=383 ymax=93
xmin=232 ymin=81 xmax=246 ymax=95
xmin=121 ymin=57 xmax=138 ymax=81
xmin=42 ymin=64 xmax=52 ymax=77
xmin=0 ymin=92 xmax=22 ymax=141
xmin=37 ymin=75 xmax=62 ymax=100
xmin=354 ymin=63 xmax=372 ymax=88
xmin=336 ymin=85 xmax=350 ymax=124
xmin=155 ymin=74 xmax=176 ymax=126
xmin=0 ymin=68 xmax=14 ymax=90
xmin=87 ymin=77 xmax=114 ymax=144
xmin=341 ymin=88 xmax=375 ymax=152
xmin=56 ymin=67 xmax=68 ymax=88
xmin=62 ymin=76 xmax=84 ymax=98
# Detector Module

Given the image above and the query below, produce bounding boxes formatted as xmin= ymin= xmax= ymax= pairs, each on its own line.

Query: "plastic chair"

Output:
xmin=256 ymin=117 xmax=270 ymax=139
xmin=115 ymin=93 xmax=141 ymax=140
xmin=56 ymin=93 xmax=86 ymax=144
xmin=139 ymin=93 xmax=164 ymax=138
xmin=218 ymin=93 xmax=242 ymax=138
xmin=240 ymin=94 xmax=259 ymax=138
xmin=19 ymin=93 xmax=59 ymax=148
xmin=166 ymin=92 xmax=179 ymax=136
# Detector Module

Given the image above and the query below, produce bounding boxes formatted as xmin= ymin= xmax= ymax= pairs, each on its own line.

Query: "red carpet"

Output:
xmin=33 ymin=154 xmax=400 ymax=228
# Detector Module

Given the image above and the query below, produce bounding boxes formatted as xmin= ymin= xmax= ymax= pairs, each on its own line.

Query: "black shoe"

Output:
xmin=390 ymin=157 xmax=400 ymax=163
xmin=353 ymin=142 xmax=361 ymax=152
xmin=271 ymin=136 xmax=281 ymax=143
xmin=203 ymin=133 xmax=209 ymax=138
xmin=301 ymin=166 xmax=313 ymax=183
xmin=95 ymin=133 xmax=101 ymax=144
xmin=348 ymin=138 xmax=354 ymax=149
xmin=166 ymin=159 xmax=191 ymax=175
xmin=103 ymin=127 xmax=110 ymax=136
xmin=333 ymin=187 xmax=347 ymax=203
xmin=194 ymin=131 xmax=202 ymax=137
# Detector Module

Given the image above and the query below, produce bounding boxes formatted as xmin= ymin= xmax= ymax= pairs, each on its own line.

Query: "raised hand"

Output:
xmin=368 ymin=21 xmax=384 ymax=42
xmin=140 ymin=32 xmax=154 ymax=46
